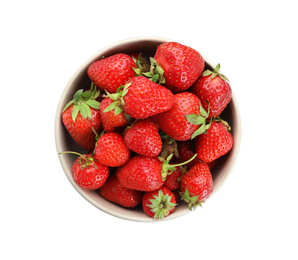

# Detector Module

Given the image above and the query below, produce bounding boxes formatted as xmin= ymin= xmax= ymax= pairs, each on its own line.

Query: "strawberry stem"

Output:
xmin=165 ymin=154 xmax=197 ymax=169
xmin=59 ymin=151 xmax=88 ymax=161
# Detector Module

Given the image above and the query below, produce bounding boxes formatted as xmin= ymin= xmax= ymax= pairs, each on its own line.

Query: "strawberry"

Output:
xmin=116 ymin=154 xmax=197 ymax=192
xmin=142 ymin=187 xmax=176 ymax=219
xmin=98 ymin=174 xmax=143 ymax=208
xmin=116 ymin=155 xmax=164 ymax=192
xmin=192 ymin=64 xmax=232 ymax=118
xmin=151 ymin=92 xmax=210 ymax=141
xmin=124 ymin=119 xmax=162 ymax=157
xmin=176 ymin=141 xmax=218 ymax=170
xmin=163 ymin=166 xmax=183 ymax=191
xmin=62 ymin=86 xmax=101 ymax=151
xmin=87 ymin=53 xmax=137 ymax=93
xmin=152 ymin=42 xmax=205 ymax=92
xmin=180 ymin=162 xmax=213 ymax=210
xmin=94 ymin=132 xmax=130 ymax=167
xmin=59 ymin=152 xmax=109 ymax=190
xmin=100 ymin=96 xmax=130 ymax=132
xmin=195 ymin=120 xmax=233 ymax=163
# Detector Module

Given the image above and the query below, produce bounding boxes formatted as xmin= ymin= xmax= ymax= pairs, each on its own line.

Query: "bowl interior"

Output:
xmin=55 ymin=37 xmax=241 ymax=222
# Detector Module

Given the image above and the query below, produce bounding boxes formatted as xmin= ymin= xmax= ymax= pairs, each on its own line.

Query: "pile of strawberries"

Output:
xmin=60 ymin=41 xmax=233 ymax=220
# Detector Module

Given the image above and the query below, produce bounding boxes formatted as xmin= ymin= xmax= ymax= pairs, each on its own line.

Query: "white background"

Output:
xmin=1 ymin=0 xmax=298 ymax=259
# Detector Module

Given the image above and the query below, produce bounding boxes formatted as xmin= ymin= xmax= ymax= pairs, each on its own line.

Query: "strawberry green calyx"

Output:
xmin=147 ymin=190 xmax=176 ymax=220
xmin=159 ymin=154 xmax=197 ymax=181
xmin=142 ymin=57 xmax=165 ymax=84
xmin=62 ymin=83 xmax=100 ymax=122
xmin=185 ymin=102 xmax=212 ymax=139
xmin=103 ymin=83 xmax=132 ymax=116
xmin=202 ymin=63 xmax=229 ymax=82
xmin=59 ymin=151 xmax=96 ymax=169
xmin=131 ymin=52 xmax=151 ymax=76
xmin=179 ymin=188 xmax=204 ymax=211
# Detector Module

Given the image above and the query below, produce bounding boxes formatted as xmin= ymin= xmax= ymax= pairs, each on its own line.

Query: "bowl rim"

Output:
xmin=54 ymin=36 xmax=242 ymax=222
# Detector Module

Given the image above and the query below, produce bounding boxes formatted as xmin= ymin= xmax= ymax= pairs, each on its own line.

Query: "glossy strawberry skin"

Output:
xmin=116 ymin=155 xmax=164 ymax=192
xmin=98 ymin=174 xmax=143 ymax=208
xmin=124 ymin=119 xmax=162 ymax=157
xmin=123 ymin=76 xmax=174 ymax=119
xmin=192 ymin=74 xmax=232 ymax=118
xmin=87 ymin=53 xmax=137 ymax=93
xmin=142 ymin=187 xmax=176 ymax=218
xmin=151 ymin=92 xmax=202 ymax=141
xmin=100 ymin=97 xmax=130 ymax=132
xmin=72 ymin=154 xmax=109 ymax=190
xmin=94 ymin=132 xmax=130 ymax=167
xmin=195 ymin=121 xmax=233 ymax=163
xmin=180 ymin=163 xmax=213 ymax=202
xmin=163 ymin=167 xmax=182 ymax=191
xmin=154 ymin=42 xmax=205 ymax=93
xmin=62 ymin=104 xmax=101 ymax=151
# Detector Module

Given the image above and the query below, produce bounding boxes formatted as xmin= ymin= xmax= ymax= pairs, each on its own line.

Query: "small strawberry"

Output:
xmin=100 ymin=96 xmax=130 ymax=132
xmin=176 ymin=141 xmax=218 ymax=170
xmin=151 ymin=92 xmax=210 ymax=141
xmin=98 ymin=174 xmax=143 ymax=208
xmin=62 ymin=86 xmax=101 ymax=151
xmin=180 ymin=162 xmax=213 ymax=210
xmin=192 ymin=64 xmax=232 ymax=119
xmin=116 ymin=154 xmax=197 ymax=192
xmin=87 ymin=53 xmax=137 ymax=93
xmin=195 ymin=120 xmax=233 ymax=163
xmin=152 ymin=42 xmax=205 ymax=92
xmin=124 ymin=119 xmax=162 ymax=157
xmin=94 ymin=132 xmax=130 ymax=167
xmin=142 ymin=187 xmax=177 ymax=220
xmin=59 ymin=152 xmax=109 ymax=190
xmin=163 ymin=166 xmax=184 ymax=191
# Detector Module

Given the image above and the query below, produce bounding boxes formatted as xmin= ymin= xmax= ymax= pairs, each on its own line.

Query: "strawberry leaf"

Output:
xmin=73 ymin=89 xmax=84 ymax=103
xmin=103 ymin=100 xmax=120 ymax=113
xmin=114 ymin=106 xmax=123 ymax=116
xmin=185 ymin=114 xmax=205 ymax=125
xmin=86 ymin=99 xmax=100 ymax=110
xmin=72 ymin=105 xmax=80 ymax=122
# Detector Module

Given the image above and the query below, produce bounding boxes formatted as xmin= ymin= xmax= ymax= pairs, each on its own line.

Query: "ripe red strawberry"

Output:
xmin=192 ymin=64 xmax=232 ymax=118
xmin=94 ymin=132 xmax=130 ymax=167
xmin=60 ymin=152 xmax=109 ymax=190
xmin=151 ymin=92 xmax=210 ymax=141
xmin=87 ymin=53 xmax=137 ymax=93
xmin=124 ymin=119 xmax=162 ymax=157
xmin=153 ymin=42 xmax=205 ymax=92
xmin=123 ymin=76 xmax=174 ymax=119
xmin=116 ymin=153 xmax=197 ymax=192
xmin=62 ymin=87 xmax=101 ymax=151
xmin=176 ymin=141 xmax=218 ymax=170
xmin=142 ymin=187 xmax=176 ymax=219
xmin=116 ymin=155 xmax=164 ymax=192
xmin=100 ymin=96 xmax=130 ymax=132
xmin=163 ymin=166 xmax=183 ymax=191
xmin=180 ymin=162 xmax=213 ymax=210
xmin=195 ymin=121 xmax=233 ymax=163
xmin=98 ymin=174 xmax=143 ymax=208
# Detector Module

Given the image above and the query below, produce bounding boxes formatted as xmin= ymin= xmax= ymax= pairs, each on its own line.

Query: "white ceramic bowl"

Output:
xmin=55 ymin=37 xmax=241 ymax=222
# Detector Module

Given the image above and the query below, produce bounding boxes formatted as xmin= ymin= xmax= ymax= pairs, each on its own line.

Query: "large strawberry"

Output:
xmin=151 ymin=92 xmax=210 ymax=141
xmin=180 ymin=162 xmax=213 ymax=210
xmin=94 ymin=132 xmax=130 ymax=167
xmin=124 ymin=119 xmax=162 ymax=157
xmin=100 ymin=96 xmax=130 ymax=132
xmin=142 ymin=187 xmax=176 ymax=220
xmin=98 ymin=174 xmax=143 ymax=208
xmin=62 ymin=86 xmax=101 ymax=151
xmin=195 ymin=120 xmax=233 ymax=163
xmin=105 ymin=76 xmax=174 ymax=119
xmin=192 ymin=64 xmax=232 ymax=118
xmin=152 ymin=42 xmax=205 ymax=93
xmin=87 ymin=53 xmax=137 ymax=93
xmin=116 ymin=154 xmax=197 ymax=192
xmin=60 ymin=151 xmax=109 ymax=190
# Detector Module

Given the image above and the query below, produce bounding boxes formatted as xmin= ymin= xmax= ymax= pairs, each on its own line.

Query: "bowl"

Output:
xmin=55 ymin=37 xmax=241 ymax=222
